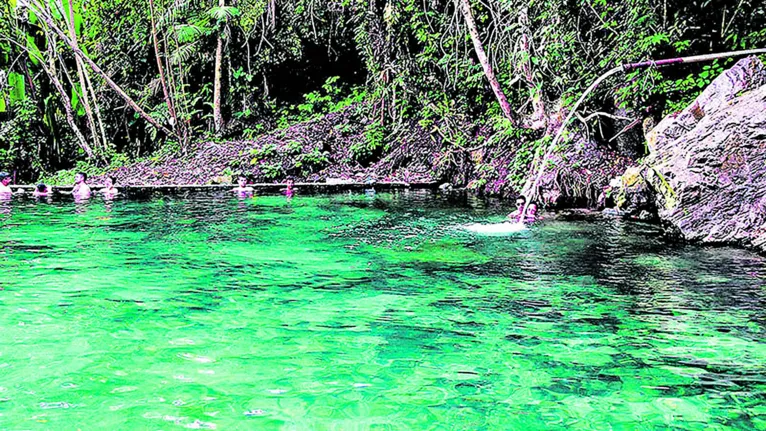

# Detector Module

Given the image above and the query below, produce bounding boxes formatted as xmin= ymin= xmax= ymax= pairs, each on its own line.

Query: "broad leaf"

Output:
xmin=207 ymin=6 xmax=240 ymax=22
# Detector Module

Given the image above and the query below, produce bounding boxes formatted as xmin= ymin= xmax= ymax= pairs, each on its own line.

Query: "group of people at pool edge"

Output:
xmin=0 ymin=171 xmax=119 ymax=200
xmin=1 ymin=171 xmax=535 ymax=222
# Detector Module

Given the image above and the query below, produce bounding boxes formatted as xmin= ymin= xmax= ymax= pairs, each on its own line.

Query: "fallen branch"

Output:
xmin=608 ymin=118 xmax=642 ymax=143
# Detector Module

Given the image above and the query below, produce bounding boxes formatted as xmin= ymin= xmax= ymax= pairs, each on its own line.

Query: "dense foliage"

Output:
xmin=1 ymin=0 xmax=765 ymax=182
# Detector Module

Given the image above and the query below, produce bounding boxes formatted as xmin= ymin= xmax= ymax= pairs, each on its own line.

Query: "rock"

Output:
xmin=646 ymin=56 xmax=766 ymax=154
xmin=608 ymin=108 xmax=646 ymax=159
xmin=620 ymin=56 xmax=766 ymax=251
xmin=209 ymin=175 xmax=232 ymax=185
xmin=615 ymin=166 xmax=655 ymax=217
xmin=533 ymin=130 xmax=636 ymax=207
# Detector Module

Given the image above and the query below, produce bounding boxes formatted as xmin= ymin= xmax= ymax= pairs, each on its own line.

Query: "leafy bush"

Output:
xmin=351 ymin=122 xmax=387 ymax=163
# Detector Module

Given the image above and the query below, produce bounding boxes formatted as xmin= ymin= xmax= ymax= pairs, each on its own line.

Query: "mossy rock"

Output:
xmin=621 ymin=166 xmax=645 ymax=188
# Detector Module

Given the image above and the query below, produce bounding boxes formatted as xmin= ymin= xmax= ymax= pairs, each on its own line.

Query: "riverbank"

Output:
xmin=34 ymin=57 xmax=766 ymax=255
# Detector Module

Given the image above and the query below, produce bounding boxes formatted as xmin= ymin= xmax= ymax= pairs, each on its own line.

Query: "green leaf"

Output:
xmin=26 ymin=34 xmax=42 ymax=65
xmin=8 ymin=72 xmax=26 ymax=105
xmin=175 ymin=24 xmax=209 ymax=43
xmin=71 ymin=83 xmax=85 ymax=116
xmin=207 ymin=6 xmax=241 ymax=22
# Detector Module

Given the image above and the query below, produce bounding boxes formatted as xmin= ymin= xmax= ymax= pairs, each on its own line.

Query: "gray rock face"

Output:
xmin=621 ymin=56 xmax=766 ymax=251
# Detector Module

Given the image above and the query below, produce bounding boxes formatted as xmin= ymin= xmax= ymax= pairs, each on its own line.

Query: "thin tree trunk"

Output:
xmin=82 ymin=65 xmax=109 ymax=154
xmin=52 ymin=45 xmax=108 ymax=162
xmin=163 ymin=33 xmax=190 ymax=151
xmin=519 ymin=6 xmax=546 ymax=130
xmin=149 ymin=0 xmax=178 ymax=130
xmin=46 ymin=36 xmax=93 ymax=159
xmin=164 ymin=32 xmax=183 ymax=124
xmin=457 ymin=0 xmax=517 ymax=125
xmin=66 ymin=0 xmax=102 ymax=154
xmin=31 ymin=0 xmax=175 ymax=138
xmin=213 ymin=0 xmax=226 ymax=134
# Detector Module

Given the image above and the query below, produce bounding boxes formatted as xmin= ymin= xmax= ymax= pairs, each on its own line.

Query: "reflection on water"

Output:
xmin=0 ymin=191 xmax=764 ymax=430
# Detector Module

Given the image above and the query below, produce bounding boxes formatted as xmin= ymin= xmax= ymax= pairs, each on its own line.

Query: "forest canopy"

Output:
xmin=1 ymin=0 xmax=765 ymax=182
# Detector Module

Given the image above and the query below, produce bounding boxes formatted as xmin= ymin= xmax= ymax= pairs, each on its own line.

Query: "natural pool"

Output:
xmin=0 ymin=191 xmax=764 ymax=430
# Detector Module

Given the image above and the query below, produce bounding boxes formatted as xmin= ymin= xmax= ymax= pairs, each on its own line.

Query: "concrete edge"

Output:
xmin=12 ymin=182 xmax=440 ymax=194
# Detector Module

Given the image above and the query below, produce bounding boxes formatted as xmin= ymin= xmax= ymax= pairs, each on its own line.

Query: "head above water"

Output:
xmin=516 ymin=196 xmax=527 ymax=207
xmin=75 ymin=172 xmax=88 ymax=184
xmin=36 ymin=183 xmax=48 ymax=193
xmin=237 ymin=176 xmax=248 ymax=187
xmin=105 ymin=176 xmax=115 ymax=188
xmin=0 ymin=172 xmax=10 ymax=186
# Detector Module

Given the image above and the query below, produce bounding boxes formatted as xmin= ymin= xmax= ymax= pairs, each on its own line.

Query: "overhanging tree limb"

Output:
xmin=520 ymin=48 xmax=766 ymax=217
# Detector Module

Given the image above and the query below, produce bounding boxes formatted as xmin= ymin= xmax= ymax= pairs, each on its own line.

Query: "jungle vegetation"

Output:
xmin=1 ymin=0 xmax=765 ymax=182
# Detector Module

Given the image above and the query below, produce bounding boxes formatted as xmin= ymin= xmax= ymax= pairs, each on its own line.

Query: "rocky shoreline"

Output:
xmin=95 ymin=57 xmax=766 ymax=253
xmin=612 ymin=57 xmax=766 ymax=253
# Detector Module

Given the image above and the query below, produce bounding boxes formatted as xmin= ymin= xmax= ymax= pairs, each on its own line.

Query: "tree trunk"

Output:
xmin=66 ymin=0 xmax=103 ymax=155
xmin=519 ymin=6 xmax=546 ymax=130
xmin=149 ymin=0 xmax=178 ymax=130
xmin=213 ymin=0 xmax=225 ymax=134
xmin=46 ymin=36 xmax=93 ymax=159
xmin=82 ymin=63 xmax=110 ymax=155
xmin=457 ymin=0 xmax=517 ymax=125
xmin=30 ymin=0 xmax=175 ymax=138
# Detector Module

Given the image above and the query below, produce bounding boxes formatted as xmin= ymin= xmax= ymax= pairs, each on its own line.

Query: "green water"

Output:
xmin=1 ymin=191 xmax=764 ymax=430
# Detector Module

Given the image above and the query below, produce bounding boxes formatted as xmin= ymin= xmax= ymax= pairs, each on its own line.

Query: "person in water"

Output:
xmin=71 ymin=172 xmax=91 ymax=199
xmin=282 ymin=179 xmax=294 ymax=199
xmin=33 ymin=183 xmax=51 ymax=197
xmin=232 ymin=175 xmax=254 ymax=196
xmin=0 ymin=172 xmax=13 ymax=196
xmin=0 ymin=172 xmax=24 ymax=197
xmin=100 ymin=176 xmax=119 ymax=197
xmin=507 ymin=196 xmax=537 ymax=223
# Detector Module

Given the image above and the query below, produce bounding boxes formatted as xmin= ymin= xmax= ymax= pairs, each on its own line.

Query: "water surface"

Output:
xmin=1 ymin=191 xmax=764 ymax=430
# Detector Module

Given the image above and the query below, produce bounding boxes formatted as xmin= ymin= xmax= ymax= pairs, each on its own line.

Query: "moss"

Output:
xmin=621 ymin=167 xmax=644 ymax=188
xmin=649 ymin=167 xmax=677 ymax=209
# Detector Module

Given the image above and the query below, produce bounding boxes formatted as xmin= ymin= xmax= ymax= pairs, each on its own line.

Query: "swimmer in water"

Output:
xmin=232 ymin=175 xmax=254 ymax=196
xmin=32 ymin=183 xmax=51 ymax=197
xmin=0 ymin=172 xmax=24 ymax=197
xmin=282 ymin=179 xmax=294 ymax=199
xmin=507 ymin=196 xmax=537 ymax=223
xmin=99 ymin=176 xmax=119 ymax=197
xmin=0 ymin=172 xmax=13 ymax=197
xmin=71 ymin=172 xmax=91 ymax=200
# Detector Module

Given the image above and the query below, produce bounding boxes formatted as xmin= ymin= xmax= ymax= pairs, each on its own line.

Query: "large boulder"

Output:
xmin=619 ymin=56 xmax=766 ymax=251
